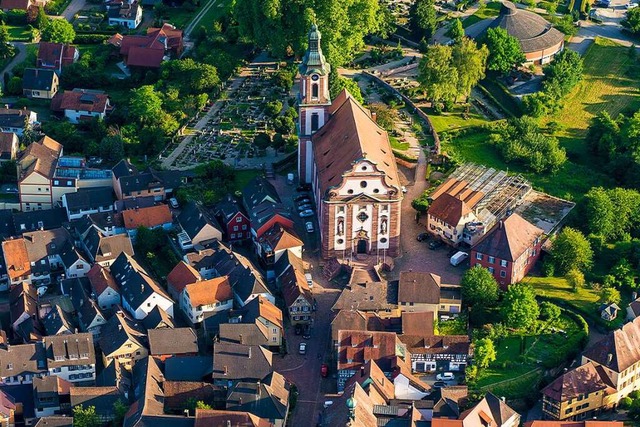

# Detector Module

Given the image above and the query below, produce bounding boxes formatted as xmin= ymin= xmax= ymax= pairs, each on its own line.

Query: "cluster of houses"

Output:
xmin=0 ymin=134 xmax=321 ymax=426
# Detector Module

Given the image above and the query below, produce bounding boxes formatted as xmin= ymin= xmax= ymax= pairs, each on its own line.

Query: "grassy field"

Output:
xmin=234 ymin=169 xmax=261 ymax=193
xmin=523 ymin=276 xmax=601 ymax=315
xmin=426 ymin=107 xmax=491 ymax=133
xmin=462 ymin=2 xmax=502 ymax=28
xmin=475 ymin=313 xmax=584 ymax=398
xmin=545 ymin=37 xmax=640 ymax=164
xmin=196 ymin=0 xmax=233 ymax=30
xmin=441 ymin=127 xmax=609 ymax=200
xmin=7 ymin=25 xmax=31 ymax=41
xmin=390 ymin=136 xmax=410 ymax=151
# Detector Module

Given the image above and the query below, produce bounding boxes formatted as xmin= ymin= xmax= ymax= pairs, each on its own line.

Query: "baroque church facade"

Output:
xmin=297 ymin=25 xmax=403 ymax=260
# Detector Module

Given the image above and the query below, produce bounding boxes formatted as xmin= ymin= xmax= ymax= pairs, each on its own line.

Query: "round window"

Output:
xmin=360 ymin=181 xmax=367 ymax=188
xmin=380 ymin=237 xmax=388 ymax=243
xmin=337 ymin=239 xmax=344 ymax=244
xmin=311 ymin=74 xmax=319 ymax=81
xmin=373 ymin=188 xmax=380 ymax=193
xmin=362 ymin=166 xmax=367 ymax=171
xmin=347 ymin=189 xmax=354 ymax=194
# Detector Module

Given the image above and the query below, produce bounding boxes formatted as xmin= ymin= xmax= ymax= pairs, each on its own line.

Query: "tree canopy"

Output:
xmin=0 ymin=25 xmax=15 ymax=60
xmin=473 ymin=338 xmax=497 ymax=368
xmin=623 ymin=7 xmax=640 ymax=34
xmin=461 ymin=265 xmax=500 ymax=307
xmin=490 ymin=115 xmax=566 ymax=173
xmin=234 ymin=0 xmax=383 ymax=66
xmin=551 ymin=227 xmax=594 ymax=275
xmin=329 ymin=72 xmax=364 ymax=104
xmin=73 ymin=405 xmax=100 ymax=427
xmin=129 ymin=86 xmax=163 ymax=125
xmin=449 ymin=18 xmax=464 ymax=43
xmin=500 ymin=282 xmax=539 ymax=330
xmin=41 ymin=18 xmax=76 ymax=44
xmin=485 ymin=27 xmax=525 ymax=74
xmin=410 ymin=0 xmax=437 ymax=41
xmin=159 ymin=59 xmax=220 ymax=95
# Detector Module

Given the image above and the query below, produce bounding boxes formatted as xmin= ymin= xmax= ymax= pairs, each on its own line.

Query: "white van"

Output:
xmin=450 ymin=251 xmax=469 ymax=266
xmin=305 ymin=273 xmax=313 ymax=288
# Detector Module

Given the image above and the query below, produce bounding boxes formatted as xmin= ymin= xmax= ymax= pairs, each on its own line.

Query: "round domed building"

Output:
xmin=487 ymin=1 xmax=565 ymax=64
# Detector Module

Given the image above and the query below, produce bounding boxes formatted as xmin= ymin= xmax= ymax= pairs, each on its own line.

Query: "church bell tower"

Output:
xmin=298 ymin=24 xmax=331 ymax=184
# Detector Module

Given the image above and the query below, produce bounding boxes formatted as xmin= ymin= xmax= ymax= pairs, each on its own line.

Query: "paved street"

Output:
xmin=62 ymin=0 xmax=87 ymax=21
xmin=1 ymin=42 xmax=26 ymax=85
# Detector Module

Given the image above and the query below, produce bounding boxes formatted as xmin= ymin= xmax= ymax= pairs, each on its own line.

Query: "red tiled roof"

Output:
xmin=428 ymin=192 xmax=473 ymax=227
xmin=3 ymin=238 xmax=30 ymax=280
xmin=0 ymin=0 xmax=31 ymax=10
xmin=472 ymin=214 xmax=544 ymax=262
xmin=37 ymin=42 xmax=76 ymax=69
xmin=337 ymin=330 xmax=401 ymax=372
xmin=126 ymin=46 xmax=165 ymax=68
xmin=59 ymin=90 xmax=109 ymax=114
xmin=122 ymin=205 xmax=172 ymax=230
xmin=86 ymin=264 xmax=119 ymax=295
xmin=167 ymin=261 xmax=200 ymax=294
xmin=185 ymin=276 xmax=232 ymax=307
xmin=542 ymin=361 xmax=614 ymax=402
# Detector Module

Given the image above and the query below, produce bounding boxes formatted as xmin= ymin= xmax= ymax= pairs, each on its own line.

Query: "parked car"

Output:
xmin=295 ymin=194 xmax=310 ymax=202
xmin=305 ymin=222 xmax=314 ymax=233
xmin=436 ymin=372 xmax=455 ymax=381
xmin=432 ymin=381 xmax=447 ymax=389
xmin=296 ymin=184 xmax=312 ymax=192
xmin=417 ymin=233 xmax=429 ymax=242
xmin=298 ymin=204 xmax=314 ymax=212
xmin=296 ymin=198 xmax=311 ymax=205
xmin=300 ymin=210 xmax=314 ymax=218
xmin=303 ymin=326 xmax=311 ymax=340
xmin=450 ymin=251 xmax=469 ymax=266
xmin=321 ymin=363 xmax=329 ymax=377
xmin=429 ymin=239 xmax=444 ymax=250
xmin=299 ymin=342 xmax=307 ymax=355
xmin=305 ymin=272 xmax=313 ymax=288
xmin=169 ymin=198 xmax=179 ymax=209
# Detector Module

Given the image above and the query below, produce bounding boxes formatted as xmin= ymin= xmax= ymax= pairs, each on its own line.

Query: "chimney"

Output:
xmin=223 ymin=365 xmax=228 ymax=375
xmin=248 ymin=347 xmax=252 ymax=359
xmin=239 ymin=334 xmax=243 ymax=345
xmin=500 ymin=396 xmax=506 ymax=402
xmin=633 ymin=291 xmax=638 ymax=301
xmin=183 ymin=409 xmax=189 ymax=417
xmin=360 ymin=366 xmax=365 ymax=377
xmin=371 ymin=111 xmax=377 ymax=123
xmin=607 ymin=353 xmax=613 ymax=366
xmin=118 ymin=324 xmax=122 ymax=331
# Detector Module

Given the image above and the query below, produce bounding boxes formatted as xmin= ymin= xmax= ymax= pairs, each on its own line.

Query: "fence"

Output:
xmin=362 ymin=71 xmax=441 ymax=155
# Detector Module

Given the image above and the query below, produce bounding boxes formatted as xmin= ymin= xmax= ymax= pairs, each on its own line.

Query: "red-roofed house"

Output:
xmin=87 ymin=264 xmax=120 ymax=310
xmin=470 ymin=214 xmax=544 ymax=288
xmin=180 ymin=276 xmax=234 ymax=326
xmin=117 ymin=23 xmax=183 ymax=69
xmin=167 ymin=260 xmax=200 ymax=299
xmin=37 ymin=42 xmax=79 ymax=73
xmin=122 ymin=204 xmax=173 ymax=240
xmin=1 ymin=0 xmax=33 ymax=11
xmin=56 ymin=90 xmax=112 ymax=124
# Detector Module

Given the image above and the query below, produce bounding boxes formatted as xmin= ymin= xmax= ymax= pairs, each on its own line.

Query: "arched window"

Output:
xmin=312 ymin=83 xmax=319 ymax=99
xmin=311 ymin=113 xmax=319 ymax=132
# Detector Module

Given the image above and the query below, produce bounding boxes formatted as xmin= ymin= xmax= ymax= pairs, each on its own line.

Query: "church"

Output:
xmin=297 ymin=25 xmax=403 ymax=260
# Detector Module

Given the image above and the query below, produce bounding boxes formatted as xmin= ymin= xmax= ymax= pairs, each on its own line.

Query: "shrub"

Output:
xmin=6 ymin=9 xmax=27 ymax=25
xmin=73 ymin=34 xmax=110 ymax=44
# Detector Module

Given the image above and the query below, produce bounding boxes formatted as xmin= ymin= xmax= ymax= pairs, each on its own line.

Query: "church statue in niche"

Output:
xmin=380 ymin=217 xmax=388 ymax=235
xmin=337 ymin=218 xmax=344 ymax=236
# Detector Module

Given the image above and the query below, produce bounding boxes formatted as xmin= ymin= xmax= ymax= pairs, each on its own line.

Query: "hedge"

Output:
xmin=73 ymin=34 xmax=110 ymax=44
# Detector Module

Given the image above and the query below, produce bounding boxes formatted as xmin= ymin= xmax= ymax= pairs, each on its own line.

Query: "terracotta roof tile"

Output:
xmin=472 ymin=214 xmax=544 ymax=262
xmin=398 ymin=271 xmax=442 ymax=304
xmin=428 ymin=193 xmax=473 ymax=227
xmin=258 ymin=224 xmax=303 ymax=252
xmin=18 ymin=137 xmax=62 ymax=180
xmin=185 ymin=276 xmax=233 ymax=306
xmin=3 ymin=238 xmax=30 ymax=280
xmin=59 ymin=90 xmax=109 ymax=113
xmin=194 ymin=409 xmax=273 ymax=427
xmin=312 ymin=90 xmax=400 ymax=196
xmin=583 ymin=315 xmax=640 ymax=373
xmin=337 ymin=330 xmax=402 ymax=372
xmin=87 ymin=264 xmax=119 ymax=296
xmin=122 ymin=204 xmax=172 ymax=230
xmin=167 ymin=261 xmax=201 ymax=294
xmin=542 ymin=361 xmax=614 ymax=402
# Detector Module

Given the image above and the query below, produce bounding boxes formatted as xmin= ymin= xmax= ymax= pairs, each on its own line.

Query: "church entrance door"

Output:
xmin=357 ymin=239 xmax=367 ymax=254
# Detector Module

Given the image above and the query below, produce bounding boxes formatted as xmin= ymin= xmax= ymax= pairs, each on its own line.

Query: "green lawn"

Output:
xmin=426 ymin=107 xmax=492 ymax=133
xmin=523 ymin=276 xmax=602 ymax=318
xmin=462 ymin=2 xmax=502 ymax=28
xmin=7 ymin=25 xmax=31 ymax=41
xmin=475 ymin=313 xmax=584 ymax=398
xmin=233 ymin=169 xmax=261 ymax=193
xmin=544 ymin=37 xmax=640 ymax=164
xmin=389 ymin=136 xmax=410 ymax=151
xmin=193 ymin=0 xmax=233 ymax=30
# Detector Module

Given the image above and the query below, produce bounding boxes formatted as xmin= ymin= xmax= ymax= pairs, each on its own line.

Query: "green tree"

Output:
xmin=6 ymin=76 xmax=22 ymax=96
xmin=500 ymin=282 xmax=539 ymax=330
xmin=253 ymin=132 xmax=272 ymax=150
xmin=461 ymin=265 xmax=500 ymax=307
xmin=543 ymin=48 xmax=583 ymax=96
xmin=41 ymin=18 xmax=76 ymax=43
xmin=623 ymin=7 xmax=640 ymax=34
xmin=411 ymin=191 xmax=430 ymax=213
xmin=159 ymin=59 xmax=220 ymax=95
xmin=410 ymin=0 xmax=437 ymax=41
xmin=600 ymin=287 xmax=622 ymax=305
xmin=449 ymin=18 xmax=464 ymax=42
xmin=273 ymin=115 xmax=295 ymax=134
xmin=551 ymin=227 xmax=593 ymax=275
xmin=73 ymin=405 xmax=100 ymax=427
xmin=0 ymin=25 xmax=15 ymax=59
xmin=100 ymin=134 xmax=125 ymax=163
xmin=539 ymin=301 xmax=561 ymax=321
xmin=485 ymin=27 xmax=525 ymax=74
xmin=582 ymin=187 xmax=616 ymax=239
xmin=565 ymin=268 xmax=585 ymax=290
xmin=473 ymin=338 xmax=497 ymax=368
xmin=451 ymin=37 xmax=489 ymax=100
xmin=329 ymin=73 xmax=364 ymax=104
xmin=129 ymin=86 xmax=163 ymax=125
xmin=266 ymin=100 xmax=283 ymax=117
xmin=418 ymin=44 xmax=458 ymax=104
xmin=368 ymin=103 xmax=397 ymax=131
xmin=113 ymin=399 xmax=129 ymax=427
xmin=35 ymin=6 xmax=48 ymax=30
